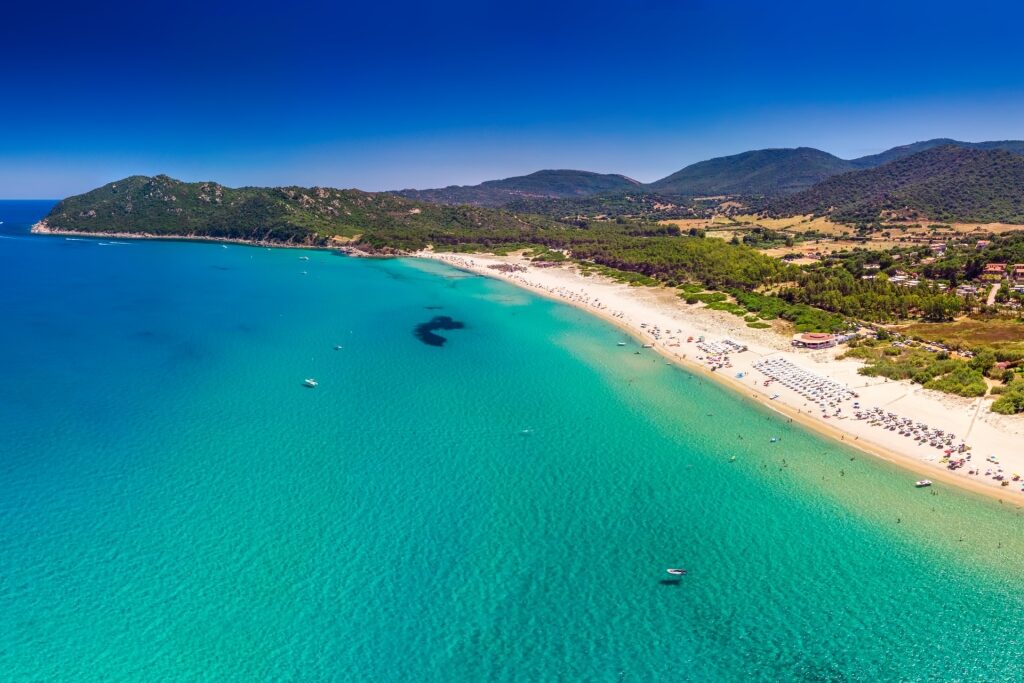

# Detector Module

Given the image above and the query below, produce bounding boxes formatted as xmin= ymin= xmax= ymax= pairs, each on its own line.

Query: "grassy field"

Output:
xmin=657 ymin=218 xmax=715 ymax=230
xmin=729 ymin=213 xmax=850 ymax=235
xmin=900 ymin=317 xmax=1024 ymax=351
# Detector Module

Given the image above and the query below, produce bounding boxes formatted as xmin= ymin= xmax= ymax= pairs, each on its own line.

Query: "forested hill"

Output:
xmin=767 ymin=146 xmax=1024 ymax=223
xmin=395 ymin=170 xmax=641 ymax=206
xmin=39 ymin=175 xmax=561 ymax=247
xmin=645 ymin=147 xmax=856 ymax=196
xmin=849 ymin=138 xmax=1024 ymax=169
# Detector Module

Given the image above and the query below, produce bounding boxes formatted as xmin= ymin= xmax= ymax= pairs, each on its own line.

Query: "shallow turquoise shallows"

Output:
xmin=2 ymin=201 xmax=1024 ymax=681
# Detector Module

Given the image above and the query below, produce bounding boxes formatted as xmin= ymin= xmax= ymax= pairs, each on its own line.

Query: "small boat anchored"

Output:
xmin=666 ymin=568 xmax=687 ymax=576
xmin=915 ymin=479 xmax=932 ymax=488
xmin=303 ymin=378 xmax=319 ymax=388
xmin=617 ymin=341 xmax=627 ymax=346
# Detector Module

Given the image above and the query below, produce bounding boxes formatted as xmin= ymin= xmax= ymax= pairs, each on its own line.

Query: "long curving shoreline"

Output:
xmin=415 ymin=250 xmax=1024 ymax=505
xmin=29 ymin=221 xmax=373 ymax=253
xmin=28 ymin=224 xmax=1024 ymax=503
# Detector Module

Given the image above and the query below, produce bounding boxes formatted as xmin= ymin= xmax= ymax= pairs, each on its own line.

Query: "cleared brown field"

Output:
xmin=899 ymin=318 xmax=1024 ymax=351
xmin=657 ymin=218 xmax=714 ymax=230
xmin=731 ymin=213 xmax=851 ymax=235
xmin=757 ymin=238 xmax=905 ymax=260
xmin=882 ymin=221 xmax=1024 ymax=237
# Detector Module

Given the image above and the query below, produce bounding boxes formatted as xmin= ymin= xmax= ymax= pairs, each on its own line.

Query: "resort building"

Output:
xmin=791 ymin=332 xmax=837 ymax=349
xmin=982 ymin=263 xmax=1006 ymax=281
xmin=956 ymin=284 xmax=979 ymax=297
xmin=1012 ymin=264 xmax=1024 ymax=283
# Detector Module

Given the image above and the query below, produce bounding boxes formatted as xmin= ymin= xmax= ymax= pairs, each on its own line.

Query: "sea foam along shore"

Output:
xmin=416 ymin=250 xmax=1024 ymax=504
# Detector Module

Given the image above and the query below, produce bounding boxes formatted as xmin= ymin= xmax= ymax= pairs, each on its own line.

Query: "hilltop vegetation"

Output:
xmin=43 ymin=175 xmax=560 ymax=246
xmin=395 ymin=170 xmax=640 ymax=207
xmin=646 ymin=147 xmax=856 ymax=196
xmin=849 ymin=138 xmax=1024 ymax=169
xmin=768 ymin=146 xmax=1024 ymax=224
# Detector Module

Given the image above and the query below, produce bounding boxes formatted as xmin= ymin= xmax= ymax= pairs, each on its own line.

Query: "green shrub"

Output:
xmin=924 ymin=365 xmax=987 ymax=397
xmin=992 ymin=380 xmax=1024 ymax=414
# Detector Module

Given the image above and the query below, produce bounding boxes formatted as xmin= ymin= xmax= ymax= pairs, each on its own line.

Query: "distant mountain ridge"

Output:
xmin=849 ymin=139 xmax=1024 ymax=169
xmin=768 ymin=146 xmax=1024 ymax=223
xmin=395 ymin=139 xmax=1024 ymax=205
xmin=396 ymin=169 xmax=640 ymax=206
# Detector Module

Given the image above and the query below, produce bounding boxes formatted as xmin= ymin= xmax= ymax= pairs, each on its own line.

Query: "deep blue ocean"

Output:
xmin=2 ymin=200 xmax=1024 ymax=680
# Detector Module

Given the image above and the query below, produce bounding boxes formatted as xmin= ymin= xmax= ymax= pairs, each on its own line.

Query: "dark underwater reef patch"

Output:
xmin=414 ymin=316 xmax=465 ymax=346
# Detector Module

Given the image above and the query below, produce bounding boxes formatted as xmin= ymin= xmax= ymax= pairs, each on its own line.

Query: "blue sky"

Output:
xmin=2 ymin=0 xmax=1023 ymax=197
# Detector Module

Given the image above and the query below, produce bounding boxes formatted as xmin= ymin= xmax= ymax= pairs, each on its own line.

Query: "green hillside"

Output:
xmin=768 ymin=146 xmax=1024 ymax=223
xmin=395 ymin=169 xmax=640 ymax=206
xmin=42 ymin=175 xmax=561 ymax=247
xmin=645 ymin=148 xmax=855 ymax=196
xmin=850 ymin=138 xmax=1024 ymax=168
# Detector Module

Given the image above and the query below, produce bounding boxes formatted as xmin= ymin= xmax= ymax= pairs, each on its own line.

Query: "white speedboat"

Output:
xmin=617 ymin=342 xmax=627 ymax=346
xmin=666 ymin=568 xmax=687 ymax=576
xmin=915 ymin=479 xmax=932 ymax=488
xmin=299 ymin=256 xmax=309 ymax=261
xmin=303 ymin=378 xmax=318 ymax=388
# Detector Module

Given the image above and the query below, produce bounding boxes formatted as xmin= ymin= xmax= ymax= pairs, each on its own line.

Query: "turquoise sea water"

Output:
xmin=2 ymin=200 xmax=1024 ymax=681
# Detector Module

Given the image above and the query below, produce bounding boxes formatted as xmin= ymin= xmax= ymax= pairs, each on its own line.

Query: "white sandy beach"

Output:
xmin=419 ymin=250 xmax=1024 ymax=502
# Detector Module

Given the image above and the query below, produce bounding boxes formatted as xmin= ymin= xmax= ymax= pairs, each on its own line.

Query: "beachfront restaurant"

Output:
xmin=791 ymin=332 xmax=837 ymax=349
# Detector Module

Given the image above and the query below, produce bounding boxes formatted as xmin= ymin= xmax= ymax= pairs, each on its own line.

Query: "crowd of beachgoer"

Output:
xmin=854 ymin=407 xmax=963 ymax=453
xmin=697 ymin=340 xmax=747 ymax=355
xmin=851 ymin=407 xmax=1022 ymax=492
xmin=430 ymin=254 xmax=1024 ymax=495
xmin=753 ymin=358 xmax=857 ymax=415
xmin=849 ymin=408 xmax=1024 ymax=492
xmin=692 ymin=339 xmax=747 ymax=370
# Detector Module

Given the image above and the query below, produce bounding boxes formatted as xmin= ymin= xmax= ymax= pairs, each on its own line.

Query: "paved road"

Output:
xmin=987 ymin=283 xmax=1000 ymax=306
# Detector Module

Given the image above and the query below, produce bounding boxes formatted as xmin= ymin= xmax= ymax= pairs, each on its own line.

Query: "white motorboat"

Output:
xmin=303 ymin=378 xmax=319 ymax=388
xmin=915 ymin=479 xmax=932 ymax=488
xmin=666 ymin=568 xmax=687 ymax=576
